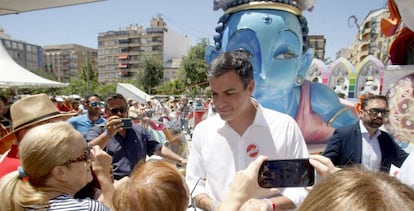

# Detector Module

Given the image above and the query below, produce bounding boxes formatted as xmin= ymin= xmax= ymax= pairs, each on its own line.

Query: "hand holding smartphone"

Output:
xmin=258 ymin=159 xmax=315 ymax=188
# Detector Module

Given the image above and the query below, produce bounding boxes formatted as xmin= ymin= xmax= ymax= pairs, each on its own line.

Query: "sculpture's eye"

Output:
xmin=274 ymin=50 xmax=297 ymax=60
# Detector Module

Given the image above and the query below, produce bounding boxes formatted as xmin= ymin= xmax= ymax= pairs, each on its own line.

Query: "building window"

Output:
xmin=119 ymin=38 xmax=130 ymax=44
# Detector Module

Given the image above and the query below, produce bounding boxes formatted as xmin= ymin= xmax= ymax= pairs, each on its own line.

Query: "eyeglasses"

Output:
xmin=109 ymin=107 xmax=127 ymax=114
xmin=363 ymin=108 xmax=390 ymax=118
xmin=63 ymin=145 xmax=92 ymax=166
xmin=90 ymin=101 xmax=105 ymax=108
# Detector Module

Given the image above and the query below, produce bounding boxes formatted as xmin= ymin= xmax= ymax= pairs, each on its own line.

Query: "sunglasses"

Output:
xmin=90 ymin=101 xmax=105 ymax=108
xmin=109 ymin=107 xmax=127 ymax=114
xmin=63 ymin=145 xmax=92 ymax=166
xmin=363 ymin=108 xmax=390 ymax=118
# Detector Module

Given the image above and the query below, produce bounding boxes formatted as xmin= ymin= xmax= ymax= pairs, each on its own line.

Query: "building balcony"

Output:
xmin=118 ymin=54 xmax=129 ymax=60
xmin=359 ymin=41 xmax=371 ymax=51
xmin=119 ymin=69 xmax=132 ymax=77
xmin=118 ymin=63 xmax=128 ymax=68
xmin=119 ymin=38 xmax=131 ymax=44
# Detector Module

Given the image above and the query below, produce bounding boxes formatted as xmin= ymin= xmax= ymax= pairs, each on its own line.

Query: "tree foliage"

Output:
xmin=62 ymin=62 xmax=99 ymax=96
xmin=179 ymin=39 xmax=209 ymax=95
xmin=138 ymin=56 xmax=163 ymax=94
xmin=156 ymin=79 xmax=186 ymax=95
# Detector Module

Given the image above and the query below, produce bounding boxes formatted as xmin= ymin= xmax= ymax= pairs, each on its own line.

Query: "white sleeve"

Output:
xmin=185 ymin=127 xmax=208 ymax=198
xmin=280 ymin=187 xmax=309 ymax=208
xmin=398 ymin=152 xmax=414 ymax=189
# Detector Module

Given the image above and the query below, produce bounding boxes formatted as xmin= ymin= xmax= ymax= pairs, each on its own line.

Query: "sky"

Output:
xmin=0 ymin=0 xmax=387 ymax=59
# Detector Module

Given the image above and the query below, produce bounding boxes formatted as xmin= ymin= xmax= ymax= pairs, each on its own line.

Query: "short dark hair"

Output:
xmin=84 ymin=94 xmax=101 ymax=103
xmin=207 ymin=51 xmax=253 ymax=88
xmin=104 ymin=93 xmax=127 ymax=109
xmin=361 ymin=94 xmax=388 ymax=110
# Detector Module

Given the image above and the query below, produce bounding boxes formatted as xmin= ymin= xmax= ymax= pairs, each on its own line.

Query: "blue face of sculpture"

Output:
xmin=228 ymin=10 xmax=304 ymax=97
xmin=207 ymin=9 xmax=312 ymax=107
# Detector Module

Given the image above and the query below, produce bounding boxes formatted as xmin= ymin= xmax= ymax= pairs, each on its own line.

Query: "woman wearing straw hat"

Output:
xmin=0 ymin=121 xmax=114 ymax=210
xmin=0 ymin=93 xmax=76 ymax=178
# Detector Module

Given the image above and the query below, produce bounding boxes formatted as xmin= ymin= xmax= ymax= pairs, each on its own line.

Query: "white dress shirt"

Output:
xmin=360 ymin=121 xmax=382 ymax=172
xmin=185 ymin=101 xmax=309 ymax=207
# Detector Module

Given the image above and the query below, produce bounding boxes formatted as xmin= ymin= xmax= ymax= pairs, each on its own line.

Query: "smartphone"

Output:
xmin=258 ymin=159 xmax=315 ymax=188
xmin=121 ymin=118 xmax=133 ymax=129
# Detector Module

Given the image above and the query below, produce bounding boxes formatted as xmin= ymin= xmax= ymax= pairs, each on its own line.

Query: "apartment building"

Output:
xmin=308 ymin=35 xmax=326 ymax=60
xmin=97 ymin=16 xmax=191 ymax=83
xmin=344 ymin=8 xmax=395 ymax=65
xmin=43 ymin=44 xmax=97 ymax=82
xmin=0 ymin=29 xmax=44 ymax=71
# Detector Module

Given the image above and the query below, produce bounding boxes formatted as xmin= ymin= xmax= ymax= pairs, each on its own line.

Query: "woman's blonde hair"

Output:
xmin=0 ymin=121 xmax=78 ymax=211
xmin=113 ymin=160 xmax=189 ymax=211
xmin=299 ymin=168 xmax=414 ymax=211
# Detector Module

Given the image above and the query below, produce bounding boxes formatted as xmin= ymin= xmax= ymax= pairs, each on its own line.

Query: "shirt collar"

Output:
xmin=359 ymin=120 xmax=368 ymax=134
xmin=359 ymin=120 xmax=381 ymax=137
xmin=251 ymin=98 xmax=268 ymax=128
xmin=221 ymin=98 xmax=267 ymax=130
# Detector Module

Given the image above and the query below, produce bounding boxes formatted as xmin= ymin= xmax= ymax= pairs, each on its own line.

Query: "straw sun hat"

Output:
xmin=0 ymin=93 xmax=76 ymax=154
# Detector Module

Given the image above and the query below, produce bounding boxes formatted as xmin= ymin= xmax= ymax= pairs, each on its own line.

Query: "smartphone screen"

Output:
xmin=258 ymin=159 xmax=315 ymax=188
xmin=121 ymin=118 xmax=133 ymax=129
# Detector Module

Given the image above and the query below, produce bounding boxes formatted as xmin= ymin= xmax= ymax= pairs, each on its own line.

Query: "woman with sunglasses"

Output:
xmin=323 ymin=94 xmax=408 ymax=173
xmin=0 ymin=121 xmax=114 ymax=211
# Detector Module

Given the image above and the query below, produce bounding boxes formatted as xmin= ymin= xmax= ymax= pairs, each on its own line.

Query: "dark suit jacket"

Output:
xmin=323 ymin=122 xmax=408 ymax=172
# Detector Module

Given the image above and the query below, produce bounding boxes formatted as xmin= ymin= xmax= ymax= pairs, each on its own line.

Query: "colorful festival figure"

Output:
xmin=306 ymin=58 xmax=328 ymax=84
xmin=384 ymin=73 xmax=414 ymax=148
xmin=206 ymin=0 xmax=358 ymax=145
xmin=354 ymin=55 xmax=384 ymax=97
xmin=328 ymin=57 xmax=355 ymax=99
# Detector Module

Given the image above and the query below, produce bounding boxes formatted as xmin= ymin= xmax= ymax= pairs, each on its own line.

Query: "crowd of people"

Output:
xmin=1 ymin=0 xmax=414 ymax=209
xmin=0 ymin=0 xmax=413 ymax=205
xmin=0 ymin=50 xmax=412 ymax=211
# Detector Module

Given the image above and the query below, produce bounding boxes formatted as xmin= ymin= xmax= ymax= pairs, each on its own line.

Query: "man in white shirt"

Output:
xmin=186 ymin=51 xmax=309 ymax=210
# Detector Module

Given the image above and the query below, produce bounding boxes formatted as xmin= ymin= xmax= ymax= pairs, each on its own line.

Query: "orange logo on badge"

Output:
xmin=246 ymin=144 xmax=258 ymax=158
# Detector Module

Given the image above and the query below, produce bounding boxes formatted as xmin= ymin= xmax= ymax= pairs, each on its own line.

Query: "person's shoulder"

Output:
xmin=130 ymin=123 xmax=149 ymax=133
xmin=378 ymin=129 xmax=398 ymax=141
xmin=96 ymin=116 xmax=106 ymax=124
xmin=261 ymin=106 xmax=295 ymax=121
xmin=333 ymin=122 xmax=359 ymax=135
xmin=192 ymin=115 xmax=224 ymax=134
xmin=67 ymin=113 xmax=84 ymax=122
xmin=49 ymin=195 xmax=108 ymax=210
xmin=87 ymin=124 xmax=105 ymax=135
xmin=198 ymin=114 xmax=223 ymax=126
xmin=342 ymin=122 xmax=359 ymax=130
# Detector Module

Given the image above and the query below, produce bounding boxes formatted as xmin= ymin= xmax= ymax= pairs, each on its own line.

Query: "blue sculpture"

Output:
xmin=207 ymin=0 xmax=358 ymax=144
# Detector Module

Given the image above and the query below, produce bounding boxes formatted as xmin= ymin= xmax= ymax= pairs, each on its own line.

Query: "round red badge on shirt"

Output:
xmin=246 ymin=144 xmax=258 ymax=158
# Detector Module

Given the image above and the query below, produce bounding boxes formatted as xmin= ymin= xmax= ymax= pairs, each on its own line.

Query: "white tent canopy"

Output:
xmin=0 ymin=41 xmax=67 ymax=88
xmin=0 ymin=0 xmax=104 ymax=16
xmin=116 ymin=83 xmax=153 ymax=104
xmin=0 ymin=0 xmax=104 ymax=88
